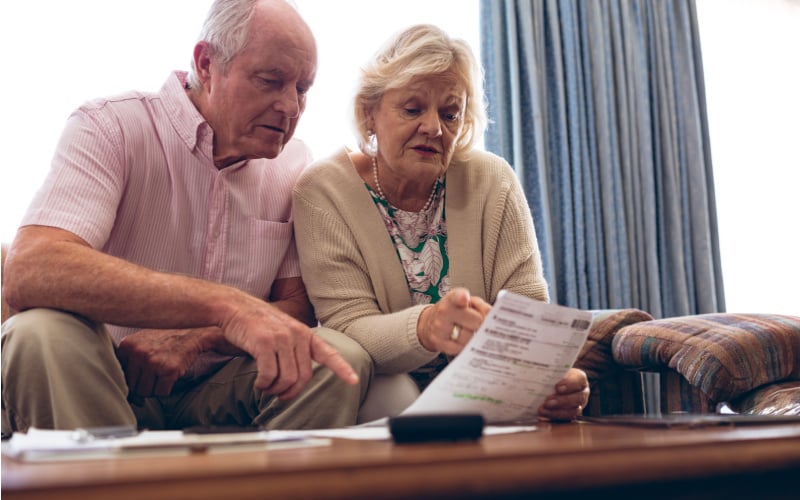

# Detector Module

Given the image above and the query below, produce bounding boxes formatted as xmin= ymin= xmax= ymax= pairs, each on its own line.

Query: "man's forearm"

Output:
xmin=4 ymin=226 xmax=248 ymax=330
xmin=269 ymin=277 xmax=316 ymax=327
xmin=271 ymin=296 xmax=316 ymax=327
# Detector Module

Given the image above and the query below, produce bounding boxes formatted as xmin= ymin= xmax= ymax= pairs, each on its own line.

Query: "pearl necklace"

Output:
xmin=371 ymin=156 xmax=439 ymax=212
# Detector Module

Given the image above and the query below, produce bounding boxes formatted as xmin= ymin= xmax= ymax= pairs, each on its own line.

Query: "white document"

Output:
xmin=401 ymin=290 xmax=592 ymax=424
xmin=295 ymin=424 xmax=538 ymax=441
xmin=2 ymin=428 xmax=330 ymax=462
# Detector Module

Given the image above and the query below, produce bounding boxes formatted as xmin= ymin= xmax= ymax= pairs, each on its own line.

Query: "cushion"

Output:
xmin=612 ymin=313 xmax=800 ymax=403
xmin=728 ymin=380 xmax=800 ymax=416
xmin=574 ymin=308 xmax=654 ymax=382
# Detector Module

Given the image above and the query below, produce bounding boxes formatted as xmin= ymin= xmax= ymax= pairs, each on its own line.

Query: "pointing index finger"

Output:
xmin=310 ymin=335 xmax=359 ymax=385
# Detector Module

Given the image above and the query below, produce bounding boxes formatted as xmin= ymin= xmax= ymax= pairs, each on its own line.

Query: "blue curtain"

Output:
xmin=480 ymin=0 xmax=725 ymax=318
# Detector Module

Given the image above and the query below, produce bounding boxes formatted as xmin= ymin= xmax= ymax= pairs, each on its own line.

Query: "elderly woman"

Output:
xmin=293 ymin=24 xmax=588 ymax=422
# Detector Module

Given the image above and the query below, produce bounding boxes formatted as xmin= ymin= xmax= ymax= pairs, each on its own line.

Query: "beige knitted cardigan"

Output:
xmin=293 ymin=147 xmax=549 ymax=374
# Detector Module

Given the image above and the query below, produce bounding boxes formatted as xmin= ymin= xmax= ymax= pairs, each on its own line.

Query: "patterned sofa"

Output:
xmin=576 ymin=309 xmax=800 ymax=416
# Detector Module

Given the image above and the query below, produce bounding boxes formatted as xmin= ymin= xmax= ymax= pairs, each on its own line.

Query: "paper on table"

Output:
xmin=295 ymin=424 xmax=539 ymax=441
xmin=401 ymin=290 xmax=592 ymax=424
xmin=2 ymin=428 xmax=330 ymax=462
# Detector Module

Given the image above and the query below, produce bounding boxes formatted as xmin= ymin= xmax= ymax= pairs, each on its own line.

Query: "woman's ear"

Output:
xmin=362 ymin=104 xmax=375 ymax=131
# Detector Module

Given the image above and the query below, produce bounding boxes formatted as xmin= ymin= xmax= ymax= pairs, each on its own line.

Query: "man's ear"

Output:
xmin=193 ymin=41 xmax=214 ymax=87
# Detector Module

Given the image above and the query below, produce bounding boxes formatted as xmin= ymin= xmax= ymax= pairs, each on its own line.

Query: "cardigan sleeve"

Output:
xmin=482 ymin=159 xmax=551 ymax=304
xmin=293 ymin=158 xmax=439 ymax=374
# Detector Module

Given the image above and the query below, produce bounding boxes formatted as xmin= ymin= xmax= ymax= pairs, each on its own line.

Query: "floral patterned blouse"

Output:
xmin=367 ymin=179 xmax=451 ymax=389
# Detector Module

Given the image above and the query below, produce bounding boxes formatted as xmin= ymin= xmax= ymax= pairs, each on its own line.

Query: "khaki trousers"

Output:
xmin=1 ymin=308 xmax=372 ymax=433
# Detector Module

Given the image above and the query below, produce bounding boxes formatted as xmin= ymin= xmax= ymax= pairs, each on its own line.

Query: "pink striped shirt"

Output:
xmin=22 ymin=71 xmax=313 ymax=346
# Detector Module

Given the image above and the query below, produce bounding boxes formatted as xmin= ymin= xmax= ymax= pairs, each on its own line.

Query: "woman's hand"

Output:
xmin=416 ymin=287 xmax=491 ymax=355
xmin=537 ymin=368 xmax=590 ymax=422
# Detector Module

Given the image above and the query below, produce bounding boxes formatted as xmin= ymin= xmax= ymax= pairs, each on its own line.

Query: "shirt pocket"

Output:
xmin=226 ymin=218 xmax=294 ymax=298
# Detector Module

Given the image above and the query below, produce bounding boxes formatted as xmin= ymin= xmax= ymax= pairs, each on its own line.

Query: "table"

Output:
xmin=3 ymin=421 xmax=800 ymax=499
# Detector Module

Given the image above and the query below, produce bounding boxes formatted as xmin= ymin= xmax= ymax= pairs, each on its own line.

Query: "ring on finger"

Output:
xmin=450 ymin=324 xmax=461 ymax=341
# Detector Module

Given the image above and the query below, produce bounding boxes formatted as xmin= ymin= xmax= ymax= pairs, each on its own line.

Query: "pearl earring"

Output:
xmin=365 ymin=130 xmax=378 ymax=157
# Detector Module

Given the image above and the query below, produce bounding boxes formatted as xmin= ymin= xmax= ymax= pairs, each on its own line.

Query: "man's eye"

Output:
xmin=404 ymin=108 xmax=420 ymax=115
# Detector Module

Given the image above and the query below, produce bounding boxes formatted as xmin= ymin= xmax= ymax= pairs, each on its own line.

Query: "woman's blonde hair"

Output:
xmin=354 ymin=24 xmax=488 ymax=162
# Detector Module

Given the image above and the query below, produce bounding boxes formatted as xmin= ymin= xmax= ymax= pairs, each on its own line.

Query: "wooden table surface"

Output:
xmin=3 ymin=421 xmax=800 ymax=500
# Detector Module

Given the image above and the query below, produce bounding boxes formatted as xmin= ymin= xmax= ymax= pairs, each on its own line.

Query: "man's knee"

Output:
xmin=2 ymin=308 xmax=132 ymax=431
xmin=2 ymin=308 xmax=106 ymax=357
xmin=313 ymin=327 xmax=373 ymax=382
xmin=2 ymin=308 xmax=118 ymax=394
xmin=4 ymin=308 xmax=72 ymax=355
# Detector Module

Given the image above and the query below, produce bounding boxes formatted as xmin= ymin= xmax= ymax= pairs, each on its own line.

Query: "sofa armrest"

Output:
xmin=576 ymin=309 xmax=654 ymax=380
xmin=574 ymin=309 xmax=653 ymax=416
xmin=612 ymin=313 xmax=800 ymax=409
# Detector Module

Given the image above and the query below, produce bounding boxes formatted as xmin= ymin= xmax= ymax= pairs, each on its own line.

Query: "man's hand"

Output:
xmin=117 ymin=327 xmax=220 ymax=400
xmin=219 ymin=298 xmax=359 ymax=400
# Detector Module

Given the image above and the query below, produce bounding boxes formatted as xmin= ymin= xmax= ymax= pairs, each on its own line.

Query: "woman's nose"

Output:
xmin=418 ymin=110 xmax=443 ymax=137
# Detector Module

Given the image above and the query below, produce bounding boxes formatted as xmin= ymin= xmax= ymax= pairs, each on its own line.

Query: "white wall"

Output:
xmin=0 ymin=0 xmax=479 ymax=243
xmin=0 ymin=1 xmax=213 ymax=243
xmin=2 ymin=0 xmax=795 ymax=316
xmin=696 ymin=0 xmax=800 ymax=315
xmin=293 ymin=1 xmax=481 ymax=159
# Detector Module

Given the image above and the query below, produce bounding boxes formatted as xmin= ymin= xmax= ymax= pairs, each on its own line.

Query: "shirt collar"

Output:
xmin=161 ymin=71 xmax=212 ymax=156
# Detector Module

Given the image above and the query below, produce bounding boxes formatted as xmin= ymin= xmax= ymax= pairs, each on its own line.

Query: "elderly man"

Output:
xmin=1 ymin=0 xmax=370 ymax=433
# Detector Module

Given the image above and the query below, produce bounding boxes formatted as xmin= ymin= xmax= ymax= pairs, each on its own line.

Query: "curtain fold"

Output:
xmin=480 ymin=0 xmax=725 ymax=317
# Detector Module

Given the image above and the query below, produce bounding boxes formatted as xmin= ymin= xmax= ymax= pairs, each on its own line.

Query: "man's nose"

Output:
xmin=274 ymin=87 xmax=301 ymax=118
